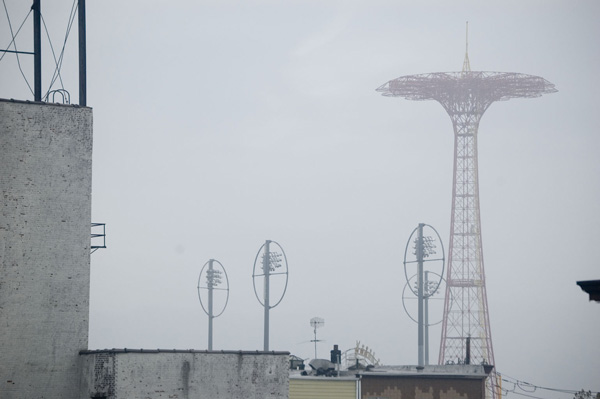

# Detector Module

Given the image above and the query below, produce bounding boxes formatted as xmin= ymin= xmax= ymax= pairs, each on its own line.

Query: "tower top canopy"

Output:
xmin=376 ymin=71 xmax=557 ymax=103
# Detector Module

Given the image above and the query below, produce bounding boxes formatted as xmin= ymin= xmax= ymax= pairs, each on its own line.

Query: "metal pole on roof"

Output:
xmin=253 ymin=240 xmax=288 ymax=353
xmin=33 ymin=0 xmax=41 ymax=101
xmin=198 ymin=259 xmax=229 ymax=351
xmin=417 ymin=223 xmax=425 ymax=367
xmin=208 ymin=259 xmax=214 ymax=350
xmin=263 ymin=240 xmax=271 ymax=351
xmin=424 ymin=271 xmax=430 ymax=365
xmin=78 ymin=0 xmax=87 ymax=106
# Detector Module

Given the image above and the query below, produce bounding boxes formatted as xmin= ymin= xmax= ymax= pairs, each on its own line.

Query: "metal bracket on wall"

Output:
xmin=91 ymin=223 xmax=106 ymax=254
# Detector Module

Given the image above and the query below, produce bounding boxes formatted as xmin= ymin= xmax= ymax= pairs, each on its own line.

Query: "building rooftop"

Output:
xmin=80 ymin=348 xmax=290 ymax=355
xmin=290 ymin=363 xmax=493 ymax=380
xmin=361 ymin=364 xmax=493 ymax=378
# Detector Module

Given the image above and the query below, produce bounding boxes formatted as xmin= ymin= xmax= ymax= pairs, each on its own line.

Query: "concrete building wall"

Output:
xmin=79 ymin=350 xmax=290 ymax=399
xmin=0 ymin=100 xmax=92 ymax=399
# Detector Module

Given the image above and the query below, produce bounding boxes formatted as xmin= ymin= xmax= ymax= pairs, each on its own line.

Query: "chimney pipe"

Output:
xmin=465 ymin=336 xmax=471 ymax=365
xmin=330 ymin=344 xmax=341 ymax=364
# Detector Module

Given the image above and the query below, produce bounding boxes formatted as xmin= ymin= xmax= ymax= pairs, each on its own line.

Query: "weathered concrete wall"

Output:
xmin=80 ymin=350 xmax=290 ymax=399
xmin=0 ymin=99 xmax=92 ymax=399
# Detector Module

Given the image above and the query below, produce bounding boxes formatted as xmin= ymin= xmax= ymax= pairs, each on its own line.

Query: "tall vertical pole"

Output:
xmin=78 ymin=0 xmax=87 ymax=106
xmin=417 ymin=223 xmax=424 ymax=367
xmin=33 ymin=0 xmax=41 ymax=101
xmin=424 ymin=270 xmax=430 ymax=366
xmin=313 ymin=325 xmax=317 ymax=359
xmin=207 ymin=259 xmax=214 ymax=350
xmin=263 ymin=240 xmax=271 ymax=351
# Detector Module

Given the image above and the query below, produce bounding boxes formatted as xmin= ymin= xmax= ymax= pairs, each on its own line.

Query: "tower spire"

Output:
xmin=462 ymin=21 xmax=471 ymax=72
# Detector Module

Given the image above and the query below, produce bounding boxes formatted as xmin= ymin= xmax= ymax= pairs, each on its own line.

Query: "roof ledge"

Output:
xmin=577 ymin=280 xmax=600 ymax=302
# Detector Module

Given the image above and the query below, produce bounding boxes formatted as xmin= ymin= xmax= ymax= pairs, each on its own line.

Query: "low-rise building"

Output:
xmin=290 ymin=364 xmax=493 ymax=399
xmin=80 ymin=349 xmax=289 ymax=399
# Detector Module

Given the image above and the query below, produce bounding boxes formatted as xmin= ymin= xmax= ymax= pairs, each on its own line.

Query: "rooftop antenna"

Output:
xmin=309 ymin=317 xmax=325 ymax=359
xmin=252 ymin=240 xmax=289 ymax=351
xmin=197 ymin=259 xmax=230 ymax=350
xmin=462 ymin=21 xmax=471 ymax=73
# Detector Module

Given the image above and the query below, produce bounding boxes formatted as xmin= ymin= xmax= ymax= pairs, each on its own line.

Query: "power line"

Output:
xmin=45 ymin=0 xmax=78 ymax=98
xmin=41 ymin=13 xmax=65 ymax=91
xmin=494 ymin=371 xmax=599 ymax=399
xmin=1 ymin=0 xmax=33 ymax=94
xmin=0 ymin=2 xmax=31 ymax=61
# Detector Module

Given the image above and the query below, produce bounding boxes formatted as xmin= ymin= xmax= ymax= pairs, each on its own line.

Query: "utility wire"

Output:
xmin=45 ymin=0 xmax=78 ymax=98
xmin=0 ymin=3 xmax=31 ymax=61
xmin=493 ymin=371 xmax=599 ymax=399
xmin=491 ymin=382 xmax=546 ymax=399
xmin=497 ymin=388 xmax=549 ymax=399
xmin=41 ymin=13 xmax=65 ymax=91
xmin=499 ymin=372 xmax=598 ymax=395
xmin=1 ymin=0 xmax=33 ymax=94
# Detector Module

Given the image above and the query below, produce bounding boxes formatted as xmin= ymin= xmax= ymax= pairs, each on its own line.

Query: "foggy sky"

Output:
xmin=1 ymin=1 xmax=599 ymax=398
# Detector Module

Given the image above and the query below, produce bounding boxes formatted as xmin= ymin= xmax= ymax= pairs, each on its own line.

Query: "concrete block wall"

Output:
xmin=79 ymin=350 xmax=290 ymax=399
xmin=0 ymin=99 xmax=93 ymax=399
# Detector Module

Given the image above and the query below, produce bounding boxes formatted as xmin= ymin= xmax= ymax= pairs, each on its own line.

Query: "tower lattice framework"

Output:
xmin=377 ymin=54 xmax=556 ymax=399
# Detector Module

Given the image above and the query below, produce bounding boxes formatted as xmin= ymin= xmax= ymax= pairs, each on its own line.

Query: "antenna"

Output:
xmin=462 ymin=21 xmax=471 ymax=73
xmin=197 ymin=259 xmax=230 ymax=350
xmin=309 ymin=317 xmax=325 ymax=359
xmin=252 ymin=240 xmax=289 ymax=351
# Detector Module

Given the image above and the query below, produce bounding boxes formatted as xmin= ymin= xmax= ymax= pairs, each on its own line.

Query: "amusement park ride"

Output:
xmin=377 ymin=23 xmax=556 ymax=398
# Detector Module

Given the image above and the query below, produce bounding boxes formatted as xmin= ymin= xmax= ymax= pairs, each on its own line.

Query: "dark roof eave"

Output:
xmin=576 ymin=280 xmax=600 ymax=302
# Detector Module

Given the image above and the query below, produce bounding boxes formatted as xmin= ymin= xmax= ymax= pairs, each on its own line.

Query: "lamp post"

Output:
xmin=198 ymin=259 xmax=229 ymax=351
xmin=253 ymin=240 xmax=288 ymax=351
xmin=404 ymin=223 xmax=444 ymax=367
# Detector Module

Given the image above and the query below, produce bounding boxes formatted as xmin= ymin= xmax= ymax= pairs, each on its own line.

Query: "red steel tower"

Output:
xmin=377 ymin=36 xmax=556 ymax=397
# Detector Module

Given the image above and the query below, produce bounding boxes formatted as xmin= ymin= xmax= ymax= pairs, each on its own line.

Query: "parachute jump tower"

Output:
xmin=376 ymin=27 xmax=556 ymax=398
